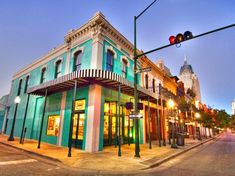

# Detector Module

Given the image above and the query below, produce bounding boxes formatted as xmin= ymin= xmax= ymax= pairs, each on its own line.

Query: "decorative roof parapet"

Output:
xmin=64 ymin=11 xmax=135 ymax=54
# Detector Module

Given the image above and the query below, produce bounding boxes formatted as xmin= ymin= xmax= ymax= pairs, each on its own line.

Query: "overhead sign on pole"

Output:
xmin=136 ymin=67 xmax=151 ymax=74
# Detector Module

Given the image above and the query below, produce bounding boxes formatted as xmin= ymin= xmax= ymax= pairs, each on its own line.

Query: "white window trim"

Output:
xmin=72 ymin=46 xmax=84 ymax=56
xmin=25 ymin=74 xmax=30 ymax=79
xmin=40 ymin=65 xmax=47 ymax=71
xmin=25 ymin=74 xmax=30 ymax=84
xmin=121 ymin=56 xmax=130 ymax=67
xmin=54 ymin=56 xmax=63 ymax=66
xmin=105 ymin=45 xmax=117 ymax=59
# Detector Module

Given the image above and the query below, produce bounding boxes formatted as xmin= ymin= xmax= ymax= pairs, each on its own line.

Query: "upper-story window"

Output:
xmin=40 ymin=67 xmax=46 ymax=84
xmin=152 ymin=79 xmax=155 ymax=93
xmin=122 ymin=59 xmax=128 ymax=78
xmin=73 ymin=51 xmax=82 ymax=71
xmin=106 ymin=50 xmax=114 ymax=72
xmin=55 ymin=60 xmax=62 ymax=78
xmin=17 ymin=79 xmax=22 ymax=96
xmin=24 ymin=75 xmax=30 ymax=94
xmin=145 ymin=74 xmax=148 ymax=89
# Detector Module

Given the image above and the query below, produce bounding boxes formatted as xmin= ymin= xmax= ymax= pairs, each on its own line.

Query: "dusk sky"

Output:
xmin=0 ymin=0 xmax=234 ymax=114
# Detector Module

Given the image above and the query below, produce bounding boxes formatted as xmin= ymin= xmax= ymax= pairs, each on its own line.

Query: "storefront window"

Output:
xmin=110 ymin=102 xmax=116 ymax=114
xmin=104 ymin=102 xmax=116 ymax=115
xmin=78 ymin=114 xmax=85 ymax=140
xmin=103 ymin=101 xmax=134 ymax=145
xmin=47 ymin=115 xmax=60 ymax=136
xmin=104 ymin=103 xmax=110 ymax=114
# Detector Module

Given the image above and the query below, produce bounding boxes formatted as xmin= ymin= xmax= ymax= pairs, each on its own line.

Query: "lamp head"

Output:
xmin=168 ymin=98 xmax=175 ymax=108
xmin=14 ymin=96 xmax=21 ymax=104
xmin=195 ymin=112 xmax=201 ymax=118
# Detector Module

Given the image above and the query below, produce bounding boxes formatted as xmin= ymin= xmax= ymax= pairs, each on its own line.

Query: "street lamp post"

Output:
xmin=133 ymin=0 xmax=157 ymax=158
xmin=8 ymin=96 xmax=21 ymax=141
xmin=168 ymin=98 xmax=177 ymax=149
xmin=195 ymin=112 xmax=201 ymax=140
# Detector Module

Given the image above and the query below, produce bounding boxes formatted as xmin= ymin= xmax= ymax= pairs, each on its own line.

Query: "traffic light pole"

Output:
xmin=134 ymin=15 xmax=140 ymax=158
xmin=133 ymin=1 xmax=234 ymax=158
xmin=133 ymin=0 xmax=158 ymax=158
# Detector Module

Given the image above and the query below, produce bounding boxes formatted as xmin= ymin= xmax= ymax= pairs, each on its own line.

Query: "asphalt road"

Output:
xmin=0 ymin=143 xmax=96 ymax=176
xmin=0 ymin=133 xmax=234 ymax=176
xmin=142 ymin=132 xmax=235 ymax=176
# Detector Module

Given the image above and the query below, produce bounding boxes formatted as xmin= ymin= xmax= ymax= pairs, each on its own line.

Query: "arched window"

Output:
xmin=152 ymin=79 xmax=155 ymax=93
xmin=73 ymin=51 xmax=82 ymax=71
xmin=145 ymin=74 xmax=148 ymax=89
xmin=106 ymin=50 xmax=114 ymax=71
xmin=17 ymin=79 xmax=22 ymax=96
xmin=122 ymin=59 xmax=128 ymax=78
xmin=55 ymin=60 xmax=62 ymax=78
xmin=40 ymin=67 xmax=46 ymax=83
xmin=24 ymin=75 xmax=30 ymax=93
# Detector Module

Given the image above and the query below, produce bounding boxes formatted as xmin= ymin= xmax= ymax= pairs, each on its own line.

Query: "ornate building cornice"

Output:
xmin=64 ymin=12 xmax=135 ymax=55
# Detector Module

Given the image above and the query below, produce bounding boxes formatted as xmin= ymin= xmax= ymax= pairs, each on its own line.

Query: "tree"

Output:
xmin=229 ymin=114 xmax=235 ymax=129
xmin=215 ymin=110 xmax=230 ymax=129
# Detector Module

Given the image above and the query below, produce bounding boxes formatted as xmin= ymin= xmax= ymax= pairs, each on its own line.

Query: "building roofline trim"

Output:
xmin=13 ymin=44 xmax=67 ymax=80
xmin=64 ymin=12 xmax=135 ymax=54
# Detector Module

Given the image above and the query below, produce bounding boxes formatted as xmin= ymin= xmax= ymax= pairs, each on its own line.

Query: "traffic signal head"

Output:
xmin=184 ymin=31 xmax=193 ymax=40
xmin=176 ymin=33 xmax=184 ymax=43
xmin=169 ymin=31 xmax=193 ymax=44
xmin=169 ymin=36 xmax=176 ymax=44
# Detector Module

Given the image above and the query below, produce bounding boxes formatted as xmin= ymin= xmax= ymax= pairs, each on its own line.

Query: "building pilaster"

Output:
xmin=91 ymin=26 xmax=104 ymax=69
xmin=64 ymin=44 xmax=72 ymax=74
xmin=85 ymin=84 xmax=102 ymax=152
xmin=57 ymin=91 xmax=67 ymax=146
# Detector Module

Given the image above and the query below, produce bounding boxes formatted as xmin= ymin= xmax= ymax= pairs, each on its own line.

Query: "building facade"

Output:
xmin=5 ymin=12 xmax=178 ymax=153
xmin=179 ymin=58 xmax=201 ymax=102
xmin=232 ymin=100 xmax=235 ymax=115
xmin=0 ymin=95 xmax=9 ymax=133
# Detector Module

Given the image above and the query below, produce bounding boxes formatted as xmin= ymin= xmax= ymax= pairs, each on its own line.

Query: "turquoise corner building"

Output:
xmin=4 ymin=12 xmax=160 ymax=153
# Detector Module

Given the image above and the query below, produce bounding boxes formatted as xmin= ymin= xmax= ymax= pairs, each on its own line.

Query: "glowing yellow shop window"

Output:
xmin=78 ymin=114 xmax=85 ymax=140
xmin=110 ymin=102 xmax=116 ymax=114
xmin=104 ymin=102 xmax=109 ymax=113
xmin=125 ymin=118 xmax=129 ymax=127
xmin=74 ymin=99 xmax=86 ymax=111
xmin=47 ymin=115 xmax=60 ymax=136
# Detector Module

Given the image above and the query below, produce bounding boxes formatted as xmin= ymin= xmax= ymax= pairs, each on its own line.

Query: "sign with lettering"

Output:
xmin=75 ymin=99 xmax=86 ymax=111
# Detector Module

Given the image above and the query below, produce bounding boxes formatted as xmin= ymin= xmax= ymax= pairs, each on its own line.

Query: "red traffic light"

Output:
xmin=169 ymin=36 xmax=176 ymax=44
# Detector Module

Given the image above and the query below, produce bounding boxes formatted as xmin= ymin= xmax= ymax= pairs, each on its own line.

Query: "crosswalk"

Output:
xmin=0 ymin=159 xmax=37 ymax=166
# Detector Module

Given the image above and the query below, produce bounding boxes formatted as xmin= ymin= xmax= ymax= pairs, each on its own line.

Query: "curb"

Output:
xmin=144 ymin=136 xmax=218 ymax=169
xmin=0 ymin=134 xmax=221 ymax=173
xmin=0 ymin=141 xmax=61 ymax=164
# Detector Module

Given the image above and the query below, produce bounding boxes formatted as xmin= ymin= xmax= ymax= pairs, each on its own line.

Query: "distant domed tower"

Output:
xmin=179 ymin=57 xmax=201 ymax=102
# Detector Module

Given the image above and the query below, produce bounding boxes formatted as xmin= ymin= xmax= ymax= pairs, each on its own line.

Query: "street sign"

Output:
xmin=136 ymin=67 xmax=151 ymax=73
xmin=129 ymin=113 xmax=143 ymax=119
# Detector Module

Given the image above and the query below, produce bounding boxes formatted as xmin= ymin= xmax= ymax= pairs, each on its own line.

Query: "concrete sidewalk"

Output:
xmin=0 ymin=134 xmax=215 ymax=172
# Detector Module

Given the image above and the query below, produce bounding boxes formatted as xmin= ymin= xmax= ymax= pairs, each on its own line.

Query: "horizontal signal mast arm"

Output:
xmin=136 ymin=23 xmax=235 ymax=59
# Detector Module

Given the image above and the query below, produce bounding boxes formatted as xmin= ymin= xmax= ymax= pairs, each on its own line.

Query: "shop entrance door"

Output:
xmin=104 ymin=115 xmax=116 ymax=145
xmin=72 ymin=112 xmax=85 ymax=149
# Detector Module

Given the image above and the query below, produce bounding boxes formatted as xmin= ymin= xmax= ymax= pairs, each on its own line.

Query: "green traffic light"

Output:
xmin=184 ymin=31 xmax=193 ymax=40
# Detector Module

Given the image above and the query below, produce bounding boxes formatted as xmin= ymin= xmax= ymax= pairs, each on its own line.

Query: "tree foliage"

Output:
xmin=215 ymin=110 xmax=230 ymax=128
xmin=229 ymin=114 xmax=235 ymax=129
